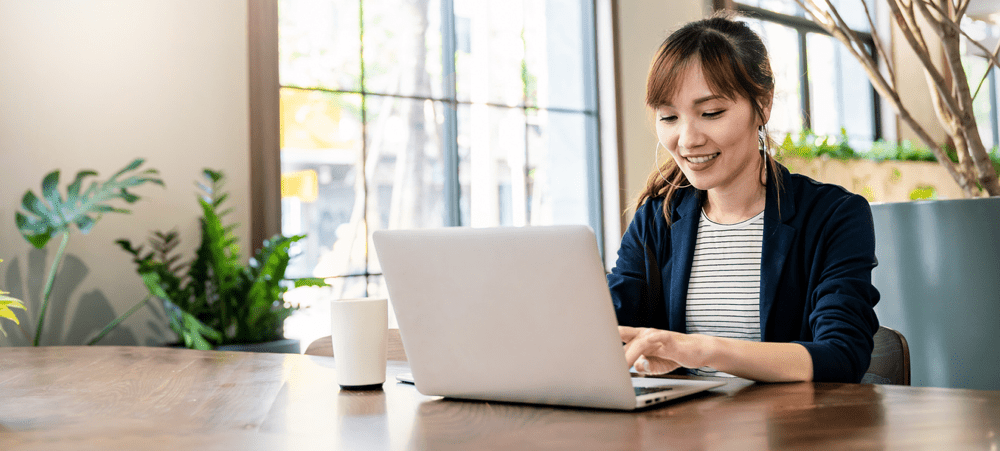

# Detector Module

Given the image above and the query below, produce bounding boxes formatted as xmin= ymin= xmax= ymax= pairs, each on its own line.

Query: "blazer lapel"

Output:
xmin=669 ymin=191 xmax=701 ymax=334
xmin=759 ymin=166 xmax=796 ymax=341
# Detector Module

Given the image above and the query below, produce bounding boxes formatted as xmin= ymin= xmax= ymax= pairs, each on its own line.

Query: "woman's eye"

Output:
xmin=659 ymin=116 xmax=677 ymax=123
xmin=703 ymin=110 xmax=725 ymax=118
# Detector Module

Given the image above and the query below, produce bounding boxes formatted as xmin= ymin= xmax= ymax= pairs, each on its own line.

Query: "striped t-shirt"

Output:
xmin=685 ymin=208 xmax=764 ymax=377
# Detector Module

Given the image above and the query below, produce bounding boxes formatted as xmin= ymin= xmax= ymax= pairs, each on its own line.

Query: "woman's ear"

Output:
xmin=759 ymin=91 xmax=774 ymax=125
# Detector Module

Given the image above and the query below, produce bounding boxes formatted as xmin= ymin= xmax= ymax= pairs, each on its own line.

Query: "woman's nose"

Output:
xmin=677 ymin=119 xmax=706 ymax=150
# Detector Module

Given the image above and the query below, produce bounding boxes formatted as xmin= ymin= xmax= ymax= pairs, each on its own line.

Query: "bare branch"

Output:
xmin=914 ymin=0 xmax=948 ymax=33
xmin=886 ymin=0 xmax=964 ymax=120
xmin=955 ymin=0 xmax=970 ymax=20
xmin=860 ymin=0 xmax=895 ymax=82
xmin=924 ymin=1 xmax=1000 ymax=73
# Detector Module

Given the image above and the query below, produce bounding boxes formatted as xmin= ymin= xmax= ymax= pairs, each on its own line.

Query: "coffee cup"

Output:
xmin=330 ymin=298 xmax=388 ymax=390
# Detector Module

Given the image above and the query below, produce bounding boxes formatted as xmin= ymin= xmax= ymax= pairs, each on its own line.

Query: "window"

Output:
xmin=276 ymin=0 xmax=604 ymax=346
xmin=962 ymin=18 xmax=1000 ymax=151
xmin=733 ymin=1 xmax=881 ymax=148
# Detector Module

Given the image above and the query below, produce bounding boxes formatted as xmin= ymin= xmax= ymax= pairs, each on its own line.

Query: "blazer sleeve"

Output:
xmin=794 ymin=194 xmax=881 ymax=383
xmin=607 ymin=199 xmax=669 ymax=330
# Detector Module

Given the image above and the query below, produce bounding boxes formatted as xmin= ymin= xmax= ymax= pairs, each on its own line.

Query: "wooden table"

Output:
xmin=1 ymin=346 xmax=998 ymax=450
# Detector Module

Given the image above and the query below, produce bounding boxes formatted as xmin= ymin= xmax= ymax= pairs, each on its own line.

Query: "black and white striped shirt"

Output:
xmin=685 ymin=209 xmax=764 ymax=376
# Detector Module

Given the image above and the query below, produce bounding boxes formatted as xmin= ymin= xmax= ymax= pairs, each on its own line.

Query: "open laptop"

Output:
xmin=372 ymin=225 xmax=725 ymax=410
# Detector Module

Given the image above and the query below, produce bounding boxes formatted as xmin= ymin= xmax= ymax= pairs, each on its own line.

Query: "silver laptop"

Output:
xmin=373 ymin=225 xmax=725 ymax=410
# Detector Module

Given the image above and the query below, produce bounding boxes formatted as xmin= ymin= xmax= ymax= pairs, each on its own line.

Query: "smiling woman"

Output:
xmin=608 ymin=12 xmax=881 ymax=384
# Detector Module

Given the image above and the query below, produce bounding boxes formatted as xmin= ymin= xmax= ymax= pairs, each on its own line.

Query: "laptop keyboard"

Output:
xmin=634 ymin=386 xmax=673 ymax=396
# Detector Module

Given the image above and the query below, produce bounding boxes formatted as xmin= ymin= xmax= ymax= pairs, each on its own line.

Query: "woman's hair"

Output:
xmin=636 ymin=12 xmax=783 ymax=223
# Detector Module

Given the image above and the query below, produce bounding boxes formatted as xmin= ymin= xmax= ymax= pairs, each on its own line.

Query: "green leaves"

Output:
xmin=244 ymin=234 xmax=304 ymax=332
xmin=120 ymin=169 xmax=326 ymax=349
xmin=0 ymin=259 xmax=26 ymax=338
xmin=15 ymin=158 xmax=164 ymax=249
xmin=0 ymin=292 xmax=26 ymax=338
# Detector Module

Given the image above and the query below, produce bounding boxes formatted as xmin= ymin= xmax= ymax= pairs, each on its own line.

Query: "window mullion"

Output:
xmin=799 ymin=30 xmax=811 ymax=132
xmin=441 ymin=0 xmax=460 ymax=227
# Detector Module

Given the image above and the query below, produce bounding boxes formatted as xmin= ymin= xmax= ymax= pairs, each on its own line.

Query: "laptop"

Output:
xmin=372 ymin=225 xmax=725 ymax=410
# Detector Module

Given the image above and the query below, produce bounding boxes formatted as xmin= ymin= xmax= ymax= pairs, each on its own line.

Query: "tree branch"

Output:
xmin=885 ymin=0 xmax=964 ymax=120
xmin=860 ymin=0 xmax=896 ymax=82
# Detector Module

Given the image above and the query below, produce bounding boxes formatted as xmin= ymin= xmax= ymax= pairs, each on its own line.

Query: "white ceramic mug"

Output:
xmin=330 ymin=298 xmax=388 ymax=389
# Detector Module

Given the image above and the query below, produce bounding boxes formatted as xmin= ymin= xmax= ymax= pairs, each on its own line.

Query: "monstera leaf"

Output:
xmin=13 ymin=158 xmax=164 ymax=346
xmin=15 ymin=158 xmax=163 ymax=249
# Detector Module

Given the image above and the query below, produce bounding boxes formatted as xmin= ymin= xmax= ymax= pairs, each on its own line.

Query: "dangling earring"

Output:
xmin=654 ymin=141 xmax=692 ymax=188
xmin=758 ymin=125 xmax=771 ymax=155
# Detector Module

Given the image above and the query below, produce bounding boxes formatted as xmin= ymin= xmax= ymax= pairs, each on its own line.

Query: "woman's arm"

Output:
xmin=620 ymin=326 xmax=813 ymax=382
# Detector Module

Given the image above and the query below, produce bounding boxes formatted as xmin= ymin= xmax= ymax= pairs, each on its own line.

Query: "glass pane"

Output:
xmin=964 ymin=54 xmax=994 ymax=150
xmin=280 ymin=89 xmax=365 ymax=279
xmin=454 ymin=0 xmax=526 ymax=106
xmin=365 ymin=95 xmax=448 ymax=273
xmin=279 ymin=0 xmax=361 ymax=91
xmin=527 ymin=109 xmax=592 ymax=226
xmin=457 ymin=104 xmax=527 ymax=226
xmin=362 ymin=0 xmax=444 ymax=99
xmin=828 ymin=0 xmax=873 ymax=32
xmin=744 ymin=20 xmax=802 ymax=138
xmin=807 ymin=33 xmax=874 ymax=145
xmin=523 ymin=0 xmax=596 ymax=111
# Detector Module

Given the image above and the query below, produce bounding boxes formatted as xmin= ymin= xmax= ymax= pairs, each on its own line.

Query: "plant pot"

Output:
xmin=214 ymin=338 xmax=301 ymax=354
xmin=870 ymin=197 xmax=1000 ymax=390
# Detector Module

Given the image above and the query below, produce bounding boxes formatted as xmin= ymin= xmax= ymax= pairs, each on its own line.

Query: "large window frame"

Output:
xmin=247 ymin=1 xmax=622 ymax=343
xmin=250 ymin=0 xmax=619 ymax=260
xmin=727 ymin=2 xmax=883 ymax=144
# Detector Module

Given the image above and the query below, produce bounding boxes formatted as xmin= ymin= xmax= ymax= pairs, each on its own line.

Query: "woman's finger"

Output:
xmin=643 ymin=355 xmax=681 ymax=374
xmin=623 ymin=331 xmax=654 ymax=368
xmin=619 ymin=326 xmax=640 ymax=343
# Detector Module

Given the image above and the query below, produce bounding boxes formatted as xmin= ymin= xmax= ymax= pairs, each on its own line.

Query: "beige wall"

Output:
xmin=892 ymin=11 xmax=948 ymax=146
xmin=614 ymin=0 xmax=710 ymax=226
xmin=0 ymin=0 xmax=250 ymax=346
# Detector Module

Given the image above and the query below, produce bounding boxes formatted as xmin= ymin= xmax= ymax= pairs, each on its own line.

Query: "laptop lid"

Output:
xmin=373 ymin=225 xmax=721 ymax=410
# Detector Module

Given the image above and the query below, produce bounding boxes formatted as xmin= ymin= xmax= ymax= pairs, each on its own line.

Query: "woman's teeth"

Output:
xmin=686 ymin=153 xmax=719 ymax=164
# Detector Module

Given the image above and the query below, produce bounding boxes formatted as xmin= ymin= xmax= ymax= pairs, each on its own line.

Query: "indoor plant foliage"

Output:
xmin=14 ymin=158 xmax=163 ymax=346
xmin=0 ymin=259 xmax=27 ymax=338
xmin=793 ymin=0 xmax=1000 ymax=196
xmin=118 ymin=169 xmax=325 ymax=350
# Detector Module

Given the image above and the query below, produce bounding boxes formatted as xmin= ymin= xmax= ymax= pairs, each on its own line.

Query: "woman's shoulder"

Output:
xmin=634 ymin=187 xmax=699 ymax=221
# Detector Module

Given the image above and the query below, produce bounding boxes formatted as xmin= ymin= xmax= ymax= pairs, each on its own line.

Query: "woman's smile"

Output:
xmin=684 ymin=152 xmax=720 ymax=165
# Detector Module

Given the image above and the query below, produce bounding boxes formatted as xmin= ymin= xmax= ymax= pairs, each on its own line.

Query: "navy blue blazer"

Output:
xmin=608 ymin=165 xmax=880 ymax=383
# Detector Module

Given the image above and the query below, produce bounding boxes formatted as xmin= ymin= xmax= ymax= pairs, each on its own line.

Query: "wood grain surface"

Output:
xmin=1 ymin=346 xmax=998 ymax=450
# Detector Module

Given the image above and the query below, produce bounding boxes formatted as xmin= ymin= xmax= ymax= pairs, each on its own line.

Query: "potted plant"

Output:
xmin=785 ymin=0 xmax=1000 ymax=390
xmin=11 ymin=158 xmax=163 ymax=345
xmin=118 ymin=169 xmax=325 ymax=352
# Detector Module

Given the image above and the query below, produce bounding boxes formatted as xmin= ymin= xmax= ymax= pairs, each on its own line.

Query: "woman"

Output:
xmin=609 ymin=14 xmax=880 ymax=383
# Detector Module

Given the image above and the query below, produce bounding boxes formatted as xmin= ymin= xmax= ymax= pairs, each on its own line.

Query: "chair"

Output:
xmin=304 ymin=329 xmax=408 ymax=361
xmin=861 ymin=326 xmax=910 ymax=385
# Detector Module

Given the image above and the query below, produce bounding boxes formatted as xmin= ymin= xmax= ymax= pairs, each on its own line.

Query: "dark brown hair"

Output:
xmin=637 ymin=12 xmax=783 ymax=223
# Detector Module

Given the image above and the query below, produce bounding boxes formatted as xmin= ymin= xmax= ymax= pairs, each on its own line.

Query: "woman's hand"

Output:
xmin=619 ymin=326 xmax=711 ymax=375
xmin=619 ymin=326 xmax=815 ymax=382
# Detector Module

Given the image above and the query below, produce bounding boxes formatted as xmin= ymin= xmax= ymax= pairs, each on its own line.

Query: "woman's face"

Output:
xmin=654 ymin=62 xmax=769 ymax=195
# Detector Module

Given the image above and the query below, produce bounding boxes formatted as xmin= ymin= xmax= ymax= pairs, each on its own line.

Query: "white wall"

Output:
xmin=615 ymin=0 xmax=710 ymax=224
xmin=0 ymin=0 xmax=250 ymax=346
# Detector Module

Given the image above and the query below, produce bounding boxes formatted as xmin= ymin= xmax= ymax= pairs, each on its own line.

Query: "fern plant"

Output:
xmin=118 ymin=169 xmax=326 ymax=350
xmin=14 ymin=158 xmax=163 ymax=346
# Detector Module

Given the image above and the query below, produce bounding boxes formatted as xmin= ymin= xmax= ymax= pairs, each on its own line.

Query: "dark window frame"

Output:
xmin=732 ymin=3 xmax=883 ymax=142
